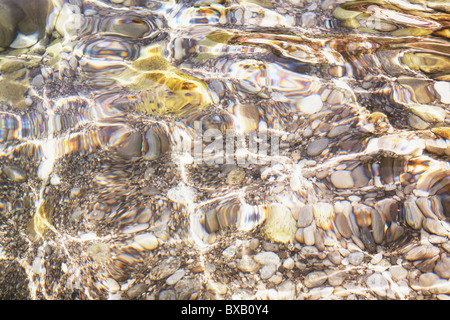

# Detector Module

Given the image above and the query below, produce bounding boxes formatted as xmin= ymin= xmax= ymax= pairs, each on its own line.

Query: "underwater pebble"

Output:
xmin=127 ymin=283 xmax=148 ymax=299
xmin=283 ymin=257 xmax=295 ymax=270
xmin=408 ymin=114 xmax=430 ymax=130
xmin=304 ymin=271 xmax=327 ymax=288
xmin=326 ymin=270 xmax=346 ymax=286
xmin=295 ymin=94 xmax=323 ymax=114
xmin=277 ymin=280 xmax=296 ymax=300
xmin=435 ymin=258 xmax=450 ymax=279
xmin=330 ymin=170 xmax=354 ymax=189
xmin=409 ymin=105 xmax=446 ymax=123
xmin=206 ymin=281 xmax=227 ymax=295
xmin=404 ymin=245 xmax=440 ymax=261
xmin=226 ymin=167 xmax=246 ymax=186
xmin=297 ymin=204 xmax=314 ymax=227
xmin=134 ymin=233 xmax=159 ymax=250
xmin=149 ymin=257 xmax=181 ymax=280
xmin=307 ymin=138 xmax=329 ymax=157
xmin=166 ymin=269 xmax=185 ymax=285
xmin=254 ymin=251 xmax=281 ymax=266
xmin=260 ymin=263 xmax=277 ymax=280
xmin=264 ymin=203 xmax=297 ymax=244
xmin=2 ymin=165 xmax=27 ymax=183
xmin=348 ymin=251 xmax=364 ymax=266
xmin=87 ymin=243 xmax=111 ymax=264
xmin=434 ymin=81 xmax=450 ymax=104
xmin=237 ymin=255 xmax=260 ymax=273
xmin=366 ymin=273 xmax=389 ymax=297
xmin=166 ymin=186 xmax=197 ymax=205
xmin=328 ymin=251 xmax=343 ymax=265
xmin=389 ymin=265 xmax=408 ymax=282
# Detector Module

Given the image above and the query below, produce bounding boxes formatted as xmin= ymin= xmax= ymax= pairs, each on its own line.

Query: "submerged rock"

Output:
xmin=264 ymin=203 xmax=297 ymax=244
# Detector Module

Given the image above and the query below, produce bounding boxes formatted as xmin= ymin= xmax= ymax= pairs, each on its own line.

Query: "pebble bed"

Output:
xmin=0 ymin=0 xmax=449 ymax=300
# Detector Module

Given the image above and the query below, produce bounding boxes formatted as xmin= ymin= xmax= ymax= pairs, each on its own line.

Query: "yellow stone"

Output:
xmin=264 ymin=203 xmax=296 ymax=244
xmin=205 ymin=30 xmax=235 ymax=44
xmin=431 ymin=127 xmax=450 ymax=140
xmin=27 ymin=200 xmax=54 ymax=241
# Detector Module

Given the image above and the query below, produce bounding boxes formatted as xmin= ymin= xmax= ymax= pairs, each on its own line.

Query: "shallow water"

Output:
xmin=0 ymin=0 xmax=449 ymax=299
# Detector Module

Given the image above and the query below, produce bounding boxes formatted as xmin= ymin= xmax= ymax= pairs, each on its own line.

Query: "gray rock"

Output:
xmin=404 ymin=199 xmax=424 ymax=230
xmin=206 ymin=281 xmax=227 ymax=295
xmin=351 ymin=166 xmax=370 ymax=187
xmin=2 ymin=165 xmax=27 ymax=182
xmin=307 ymin=138 xmax=329 ymax=157
xmin=371 ymin=210 xmax=385 ymax=244
xmin=309 ymin=286 xmax=334 ymax=299
xmin=283 ymin=257 xmax=295 ymax=270
xmin=423 ymin=218 xmax=449 ymax=237
xmin=303 ymin=224 xmax=316 ymax=246
xmin=31 ymin=74 xmax=44 ymax=87
xmin=115 ymin=131 xmax=143 ymax=159
xmin=330 ymin=170 xmax=354 ymax=189
xmin=223 ymin=245 xmax=237 ymax=260
xmin=300 ymin=245 xmax=319 ymax=257
xmin=328 ymin=125 xmax=350 ymax=138
xmin=297 ymin=205 xmax=314 ymax=227
xmin=335 ymin=212 xmax=352 ymax=239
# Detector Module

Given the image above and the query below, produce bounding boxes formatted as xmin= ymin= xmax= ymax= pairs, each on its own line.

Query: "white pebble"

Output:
xmin=370 ymin=253 xmax=383 ymax=265
xmin=50 ymin=174 xmax=61 ymax=185
xmin=166 ymin=269 xmax=185 ymax=285
xmin=254 ymin=251 xmax=281 ymax=266
xmin=434 ymin=81 xmax=450 ymax=104
xmin=260 ymin=263 xmax=277 ymax=280
xmin=295 ymin=94 xmax=323 ymax=114
xmin=283 ymin=257 xmax=295 ymax=270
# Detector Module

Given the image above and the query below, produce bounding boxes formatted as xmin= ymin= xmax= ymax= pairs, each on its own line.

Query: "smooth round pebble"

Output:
xmin=419 ymin=273 xmax=440 ymax=289
xmin=283 ymin=257 xmax=295 ymax=270
xmin=348 ymin=252 xmax=364 ymax=266
xmin=330 ymin=170 xmax=354 ymax=189
xmin=307 ymin=138 xmax=329 ymax=157
xmin=260 ymin=263 xmax=277 ymax=280
xmin=389 ymin=265 xmax=408 ymax=282
xmin=166 ymin=269 xmax=185 ymax=285
xmin=254 ymin=251 xmax=281 ymax=266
